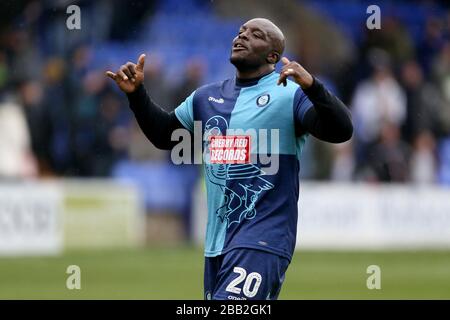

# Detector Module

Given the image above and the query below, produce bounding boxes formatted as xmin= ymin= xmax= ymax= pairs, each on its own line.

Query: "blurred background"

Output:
xmin=0 ymin=0 xmax=450 ymax=299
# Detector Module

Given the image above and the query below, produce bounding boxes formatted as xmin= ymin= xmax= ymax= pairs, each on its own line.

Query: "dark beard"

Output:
xmin=230 ymin=55 xmax=263 ymax=72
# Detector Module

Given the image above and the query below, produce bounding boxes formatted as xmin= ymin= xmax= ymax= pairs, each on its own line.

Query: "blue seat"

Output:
xmin=113 ymin=160 xmax=199 ymax=212
xmin=438 ymin=138 xmax=450 ymax=185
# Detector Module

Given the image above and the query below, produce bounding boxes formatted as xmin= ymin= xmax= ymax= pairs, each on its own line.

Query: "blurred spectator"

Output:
xmin=351 ymin=49 xmax=406 ymax=165
xmin=69 ymin=70 xmax=110 ymax=176
xmin=432 ymin=41 xmax=450 ymax=136
xmin=143 ymin=55 xmax=173 ymax=109
xmin=93 ymin=90 xmax=130 ymax=176
xmin=4 ymin=29 xmax=43 ymax=84
xmin=173 ymin=58 xmax=206 ymax=106
xmin=331 ymin=141 xmax=355 ymax=182
xmin=0 ymin=99 xmax=37 ymax=179
xmin=400 ymin=60 xmax=443 ymax=143
xmin=17 ymin=80 xmax=52 ymax=175
xmin=410 ymin=131 xmax=437 ymax=184
xmin=128 ymin=56 xmax=172 ymax=162
xmin=42 ymin=57 xmax=70 ymax=175
xmin=365 ymin=122 xmax=410 ymax=183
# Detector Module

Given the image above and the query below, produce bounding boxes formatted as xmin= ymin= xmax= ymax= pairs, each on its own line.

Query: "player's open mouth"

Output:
xmin=233 ymin=43 xmax=247 ymax=51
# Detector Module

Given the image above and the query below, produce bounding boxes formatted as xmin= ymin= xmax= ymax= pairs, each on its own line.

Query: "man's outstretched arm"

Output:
xmin=106 ymin=54 xmax=183 ymax=150
xmin=278 ymin=57 xmax=353 ymax=143
xmin=127 ymin=85 xmax=183 ymax=150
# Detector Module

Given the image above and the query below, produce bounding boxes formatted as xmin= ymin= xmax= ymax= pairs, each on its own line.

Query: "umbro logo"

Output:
xmin=208 ymin=96 xmax=224 ymax=104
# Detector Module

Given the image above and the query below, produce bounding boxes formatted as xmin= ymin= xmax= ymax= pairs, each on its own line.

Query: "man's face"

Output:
xmin=230 ymin=20 xmax=275 ymax=71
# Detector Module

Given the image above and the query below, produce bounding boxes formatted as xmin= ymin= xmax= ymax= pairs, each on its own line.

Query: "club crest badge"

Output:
xmin=256 ymin=94 xmax=270 ymax=107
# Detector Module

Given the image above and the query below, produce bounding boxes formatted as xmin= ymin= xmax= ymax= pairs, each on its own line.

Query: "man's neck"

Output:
xmin=236 ymin=65 xmax=275 ymax=80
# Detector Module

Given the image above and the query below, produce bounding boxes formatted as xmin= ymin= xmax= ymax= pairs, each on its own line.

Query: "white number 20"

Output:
xmin=225 ymin=267 xmax=262 ymax=298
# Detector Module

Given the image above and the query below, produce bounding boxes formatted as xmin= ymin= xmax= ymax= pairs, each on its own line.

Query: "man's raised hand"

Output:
xmin=106 ymin=54 xmax=146 ymax=93
xmin=277 ymin=57 xmax=314 ymax=89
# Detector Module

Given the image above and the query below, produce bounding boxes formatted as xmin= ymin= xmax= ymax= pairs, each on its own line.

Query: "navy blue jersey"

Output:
xmin=175 ymin=71 xmax=313 ymax=261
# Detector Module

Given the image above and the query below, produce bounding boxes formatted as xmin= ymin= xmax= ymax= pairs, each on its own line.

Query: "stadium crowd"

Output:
xmin=0 ymin=0 xmax=449 ymax=187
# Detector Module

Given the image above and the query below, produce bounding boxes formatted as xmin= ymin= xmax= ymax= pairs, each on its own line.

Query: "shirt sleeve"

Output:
xmin=174 ymin=91 xmax=196 ymax=132
xmin=298 ymin=77 xmax=353 ymax=143
xmin=293 ymin=87 xmax=314 ymax=126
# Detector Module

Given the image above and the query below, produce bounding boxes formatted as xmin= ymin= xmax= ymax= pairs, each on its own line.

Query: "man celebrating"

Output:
xmin=106 ymin=18 xmax=352 ymax=300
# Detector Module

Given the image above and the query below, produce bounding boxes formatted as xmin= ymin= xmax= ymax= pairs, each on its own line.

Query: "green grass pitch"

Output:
xmin=0 ymin=247 xmax=449 ymax=299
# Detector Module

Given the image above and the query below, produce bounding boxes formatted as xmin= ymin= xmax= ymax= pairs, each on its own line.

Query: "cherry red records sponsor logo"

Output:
xmin=208 ymin=135 xmax=251 ymax=164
